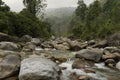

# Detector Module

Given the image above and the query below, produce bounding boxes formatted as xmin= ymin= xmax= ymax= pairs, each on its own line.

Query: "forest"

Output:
xmin=0 ymin=0 xmax=120 ymax=40
xmin=71 ymin=0 xmax=120 ymax=40
xmin=0 ymin=0 xmax=51 ymax=38
xmin=0 ymin=0 xmax=120 ymax=80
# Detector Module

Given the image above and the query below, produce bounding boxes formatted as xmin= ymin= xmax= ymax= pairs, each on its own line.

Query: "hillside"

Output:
xmin=44 ymin=7 xmax=76 ymax=37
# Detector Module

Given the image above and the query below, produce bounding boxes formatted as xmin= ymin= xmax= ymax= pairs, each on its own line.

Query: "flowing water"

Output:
xmin=35 ymin=49 xmax=120 ymax=80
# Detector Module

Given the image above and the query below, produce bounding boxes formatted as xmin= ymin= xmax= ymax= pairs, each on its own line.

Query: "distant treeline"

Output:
xmin=70 ymin=0 xmax=120 ymax=40
xmin=0 ymin=0 xmax=51 ymax=38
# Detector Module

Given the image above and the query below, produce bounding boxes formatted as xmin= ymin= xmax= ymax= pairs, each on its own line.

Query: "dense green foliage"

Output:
xmin=23 ymin=0 xmax=46 ymax=16
xmin=0 ymin=0 xmax=51 ymax=38
xmin=71 ymin=0 xmax=120 ymax=40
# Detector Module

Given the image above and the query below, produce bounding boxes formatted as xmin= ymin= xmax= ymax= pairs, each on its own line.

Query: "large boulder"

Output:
xmin=75 ymin=48 xmax=103 ymax=62
xmin=0 ymin=42 xmax=19 ymax=51
xmin=19 ymin=58 xmax=60 ymax=80
xmin=0 ymin=50 xmax=21 ymax=79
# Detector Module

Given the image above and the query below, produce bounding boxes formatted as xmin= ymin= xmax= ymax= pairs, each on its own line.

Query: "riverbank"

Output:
xmin=0 ymin=32 xmax=120 ymax=80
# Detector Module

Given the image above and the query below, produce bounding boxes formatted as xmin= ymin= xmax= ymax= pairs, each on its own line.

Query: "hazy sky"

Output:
xmin=3 ymin=0 xmax=93 ymax=12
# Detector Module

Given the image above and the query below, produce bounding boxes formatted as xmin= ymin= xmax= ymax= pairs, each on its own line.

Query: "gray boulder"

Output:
xmin=0 ymin=42 xmax=19 ymax=51
xmin=19 ymin=58 xmax=60 ymax=80
xmin=0 ymin=50 xmax=21 ymax=79
xmin=76 ymin=48 xmax=103 ymax=62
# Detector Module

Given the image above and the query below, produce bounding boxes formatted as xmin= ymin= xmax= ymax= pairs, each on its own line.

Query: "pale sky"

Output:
xmin=3 ymin=0 xmax=94 ymax=12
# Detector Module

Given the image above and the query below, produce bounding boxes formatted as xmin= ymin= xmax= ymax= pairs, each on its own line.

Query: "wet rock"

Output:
xmin=75 ymin=48 xmax=103 ymax=62
xmin=0 ymin=50 xmax=21 ymax=79
xmin=116 ymin=61 xmax=120 ymax=70
xmin=0 ymin=42 xmax=19 ymax=51
xmin=72 ymin=59 xmax=94 ymax=69
xmin=19 ymin=58 xmax=60 ymax=80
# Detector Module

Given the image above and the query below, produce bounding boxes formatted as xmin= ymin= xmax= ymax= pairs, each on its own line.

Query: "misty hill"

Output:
xmin=44 ymin=7 xmax=76 ymax=37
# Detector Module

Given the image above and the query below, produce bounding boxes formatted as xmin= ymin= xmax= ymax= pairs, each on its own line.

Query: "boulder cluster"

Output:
xmin=0 ymin=32 xmax=120 ymax=80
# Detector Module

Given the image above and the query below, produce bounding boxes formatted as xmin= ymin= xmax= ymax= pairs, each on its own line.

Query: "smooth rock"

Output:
xmin=75 ymin=48 xmax=103 ymax=62
xmin=0 ymin=50 xmax=21 ymax=79
xmin=0 ymin=42 xmax=19 ymax=51
xmin=19 ymin=58 xmax=60 ymax=80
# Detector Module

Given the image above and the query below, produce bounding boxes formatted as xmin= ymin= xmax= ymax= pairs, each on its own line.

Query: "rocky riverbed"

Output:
xmin=0 ymin=32 xmax=120 ymax=80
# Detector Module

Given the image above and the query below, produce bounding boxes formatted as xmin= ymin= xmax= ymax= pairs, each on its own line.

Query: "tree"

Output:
xmin=0 ymin=0 xmax=4 ymax=6
xmin=23 ymin=0 xmax=46 ymax=16
xmin=0 ymin=0 xmax=10 ymax=12
xmin=85 ymin=0 xmax=102 ymax=23
xmin=0 ymin=0 xmax=51 ymax=38
xmin=70 ymin=0 xmax=119 ymax=40
xmin=75 ymin=0 xmax=87 ymax=21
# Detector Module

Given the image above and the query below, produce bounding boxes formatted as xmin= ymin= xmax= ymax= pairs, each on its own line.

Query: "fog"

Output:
xmin=3 ymin=0 xmax=93 ymax=12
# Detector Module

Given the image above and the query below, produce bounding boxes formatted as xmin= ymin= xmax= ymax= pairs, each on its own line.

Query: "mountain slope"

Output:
xmin=44 ymin=7 xmax=76 ymax=36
